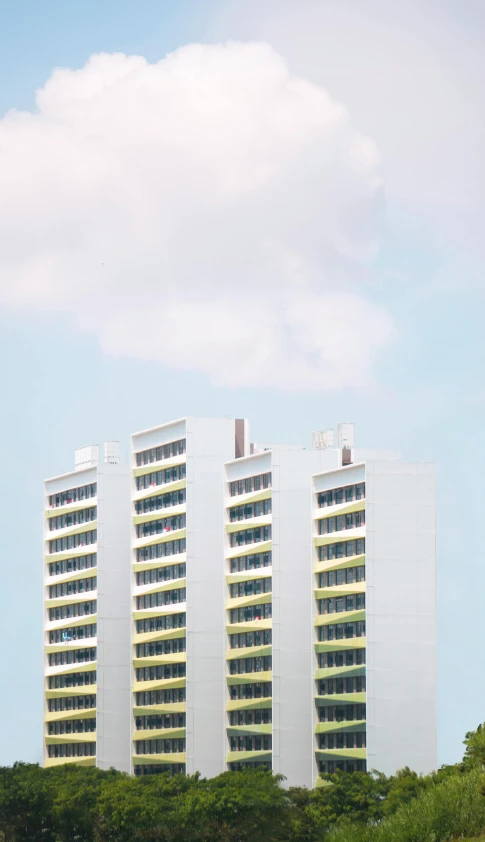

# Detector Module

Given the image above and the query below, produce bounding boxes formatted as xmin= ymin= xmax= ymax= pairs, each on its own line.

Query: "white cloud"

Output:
xmin=0 ymin=42 xmax=393 ymax=390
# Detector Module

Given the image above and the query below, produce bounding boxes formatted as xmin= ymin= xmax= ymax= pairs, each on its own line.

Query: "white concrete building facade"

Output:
xmin=43 ymin=443 xmax=131 ymax=771
xmin=43 ymin=420 xmax=436 ymax=785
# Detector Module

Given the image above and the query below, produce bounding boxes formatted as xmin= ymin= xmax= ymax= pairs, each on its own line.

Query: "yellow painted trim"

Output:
xmin=133 ymin=479 xmax=186 ymax=504
xmin=45 ymin=709 xmax=96 ymax=723
xmin=315 ymin=665 xmax=365 ymax=680
xmin=46 ymin=498 xmax=97 ymax=519
xmin=227 ymin=670 xmax=272 ymax=686
xmin=46 ymin=614 xmax=97 ymax=632
xmin=226 ymin=540 xmax=271 ymax=561
xmin=227 ymin=724 xmax=272 ymax=736
xmin=314 ymin=555 xmax=365 ymax=575
xmin=133 ymin=653 xmax=187 ymax=668
xmin=226 ymin=749 xmax=271 ymax=763
xmin=226 ymin=619 xmax=272 ymax=634
xmin=45 ymin=638 xmax=97 ymax=654
xmin=134 ymin=577 xmax=186 ymax=598
xmin=134 ymin=727 xmax=185 ymax=740
xmin=226 ymin=568 xmax=272 ymax=586
xmin=46 ymin=520 xmax=97 ymax=542
xmin=45 ymin=733 xmax=96 ymax=745
xmin=314 ymin=528 xmax=365 ymax=548
xmin=315 ymin=692 xmax=366 ymax=706
xmin=315 ymin=500 xmax=365 ymax=520
xmin=132 ymin=677 xmax=186 ymax=693
xmin=46 ymin=567 xmax=98 ymax=586
xmin=314 ymin=582 xmax=365 ymax=599
xmin=133 ymin=628 xmax=186 ymax=645
xmin=133 ymin=702 xmax=186 ymax=716
xmin=315 ymin=720 xmax=366 ymax=735
xmin=226 ymin=515 xmax=272 ymax=534
xmin=226 ymin=697 xmax=272 ymax=712
xmin=315 ymin=638 xmax=366 ymax=653
xmin=226 ymin=592 xmax=272 ymax=610
xmin=133 ymin=554 xmax=187 ymax=573
xmin=315 ymin=748 xmax=366 ymax=760
xmin=227 ymin=490 xmax=272 ymax=507
xmin=132 ymin=752 xmax=186 ymax=765
xmin=133 ymin=504 xmax=186 ymax=526
xmin=315 ymin=609 xmax=365 ymax=627
xmin=45 ymin=544 xmax=97 ymax=564
xmin=46 ymin=661 xmax=96 ymax=678
xmin=134 ymin=528 xmax=186 ymax=551
xmin=45 ymin=592 xmax=97 ymax=609
xmin=133 ymin=605 xmax=186 ymax=621
xmin=226 ymin=645 xmax=272 ymax=661
xmin=44 ymin=756 xmax=96 ymax=768
xmin=132 ymin=454 xmax=186 ymax=479
xmin=46 ymin=686 xmax=97 ymax=699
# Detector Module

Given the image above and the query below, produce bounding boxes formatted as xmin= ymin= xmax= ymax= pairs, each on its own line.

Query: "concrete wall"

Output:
xmin=185 ymin=417 xmax=238 ymax=777
xmin=365 ymin=460 xmax=437 ymax=775
xmin=96 ymin=462 xmax=131 ymax=772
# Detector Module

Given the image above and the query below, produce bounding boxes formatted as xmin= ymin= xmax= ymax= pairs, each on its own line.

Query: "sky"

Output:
xmin=0 ymin=0 xmax=484 ymax=768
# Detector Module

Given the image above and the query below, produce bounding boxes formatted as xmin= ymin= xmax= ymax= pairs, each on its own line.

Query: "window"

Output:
xmin=49 ymin=554 xmax=97 ymax=577
xmin=135 ymin=439 xmax=186 ymax=467
xmin=136 ymin=588 xmax=186 ymax=610
xmin=229 ymin=682 xmax=272 ymax=700
xmin=49 ymin=507 xmax=97 ymax=532
xmin=317 ymin=483 xmax=365 ymax=509
xmin=49 ymin=600 xmax=97 ymax=621
xmin=230 ymin=578 xmax=272 ymax=598
xmin=136 ymin=563 xmax=185 ymax=586
xmin=48 ymin=484 xmax=97 ymax=509
xmin=49 ymin=623 xmax=97 ymax=644
xmin=135 ymin=688 xmax=186 ymax=706
xmin=230 ymin=526 xmax=271 ymax=548
xmin=135 ymin=489 xmax=186 ymax=515
xmin=136 ymin=638 xmax=186 ymax=657
xmin=136 ymin=664 xmax=186 ymax=682
xmin=230 ymin=551 xmax=272 ymax=573
xmin=136 ymin=464 xmax=186 ymax=492
xmin=135 ymin=738 xmax=186 ymax=755
xmin=136 ymin=713 xmax=186 ymax=730
xmin=318 ymin=594 xmax=365 ymax=617
xmin=229 ymin=473 xmax=272 ymax=497
xmin=230 ymin=604 xmax=272 ymax=623
xmin=229 ymin=656 xmax=272 ymax=675
xmin=48 ymin=647 xmax=96 ymax=667
xmin=136 ymin=613 xmax=186 ymax=634
xmin=318 ymin=649 xmax=366 ymax=668
xmin=49 ymin=576 xmax=97 ymax=599
xmin=318 ymin=509 xmax=365 ymax=536
xmin=136 ymin=537 xmax=186 ymax=562
xmin=229 ymin=630 xmax=272 ymax=649
xmin=318 ymin=621 xmax=366 ymax=641
xmin=318 ymin=538 xmax=365 ymax=562
xmin=229 ymin=499 xmax=272 ymax=522
xmin=48 ymin=671 xmax=96 ymax=689
xmin=49 ymin=530 xmax=97 ymax=555
xmin=136 ymin=514 xmax=185 ymax=539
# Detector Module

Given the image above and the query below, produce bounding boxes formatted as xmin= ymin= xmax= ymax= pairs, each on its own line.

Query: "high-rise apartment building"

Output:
xmin=43 ymin=443 xmax=131 ymax=770
xmin=131 ymin=417 xmax=249 ymax=777
xmin=43 ymin=420 xmax=436 ymax=785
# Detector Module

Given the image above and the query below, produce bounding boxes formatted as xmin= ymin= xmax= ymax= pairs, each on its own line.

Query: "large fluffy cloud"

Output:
xmin=0 ymin=42 xmax=393 ymax=390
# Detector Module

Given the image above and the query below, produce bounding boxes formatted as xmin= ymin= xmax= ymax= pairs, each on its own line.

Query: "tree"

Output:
xmin=462 ymin=723 xmax=485 ymax=769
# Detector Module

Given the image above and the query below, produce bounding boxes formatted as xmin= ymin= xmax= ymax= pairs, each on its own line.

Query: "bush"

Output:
xmin=327 ymin=769 xmax=485 ymax=842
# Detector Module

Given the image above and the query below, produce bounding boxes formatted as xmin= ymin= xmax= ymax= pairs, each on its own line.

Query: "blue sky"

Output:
xmin=0 ymin=0 xmax=484 ymax=767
